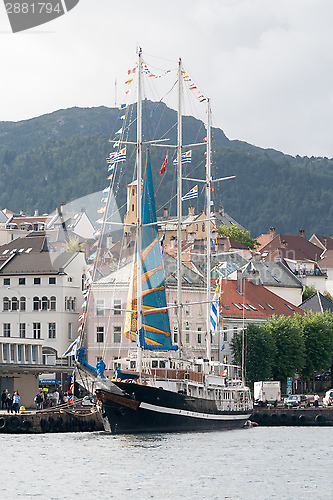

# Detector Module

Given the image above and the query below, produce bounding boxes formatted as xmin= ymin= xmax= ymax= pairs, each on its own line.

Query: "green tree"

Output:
xmin=268 ymin=315 xmax=305 ymax=380
xmin=302 ymin=284 xmax=316 ymax=302
xmin=218 ymin=224 xmax=259 ymax=250
xmin=231 ymin=323 xmax=276 ymax=384
xmin=299 ymin=312 xmax=333 ymax=379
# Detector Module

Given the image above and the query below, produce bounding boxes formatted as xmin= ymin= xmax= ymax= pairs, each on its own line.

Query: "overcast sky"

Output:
xmin=0 ymin=0 xmax=332 ymax=158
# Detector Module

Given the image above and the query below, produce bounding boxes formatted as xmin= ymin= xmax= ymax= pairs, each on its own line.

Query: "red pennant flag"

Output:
xmin=160 ymin=151 xmax=168 ymax=175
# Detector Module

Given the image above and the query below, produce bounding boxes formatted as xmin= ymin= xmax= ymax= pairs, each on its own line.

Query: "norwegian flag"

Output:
xmin=160 ymin=152 xmax=168 ymax=175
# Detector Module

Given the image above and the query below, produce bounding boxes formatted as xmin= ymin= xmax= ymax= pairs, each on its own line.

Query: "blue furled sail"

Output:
xmin=124 ymin=151 xmax=178 ymax=351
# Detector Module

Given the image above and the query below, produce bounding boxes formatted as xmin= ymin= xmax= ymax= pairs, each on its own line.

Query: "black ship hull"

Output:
xmin=96 ymin=382 xmax=252 ymax=434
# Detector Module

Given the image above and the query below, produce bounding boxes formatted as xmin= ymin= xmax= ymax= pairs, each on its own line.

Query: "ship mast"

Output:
xmin=136 ymin=47 xmax=143 ymax=375
xmin=205 ymin=98 xmax=212 ymax=366
xmin=177 ymin=58 xmax=183 ymax=355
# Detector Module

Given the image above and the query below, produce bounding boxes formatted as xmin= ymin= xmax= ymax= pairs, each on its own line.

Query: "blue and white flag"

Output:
xmin=173 ymin=150 xmax=192 ymax=165
xmin=63 ymin=336 xmax=80 ymax=357
xmin=103 ymin=186 xmax=111 ymax=193
xmin=107 ymin=147 xmax=126 ymax=164
xmin=210 ymin=284 xmax=220 ymax=334
xmin=181 ymin=185 xmax=198 ymax=201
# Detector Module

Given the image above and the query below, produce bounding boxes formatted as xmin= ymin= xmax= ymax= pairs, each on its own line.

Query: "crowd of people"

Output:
xmin=1 ymin=387 xmax=73 ymax=412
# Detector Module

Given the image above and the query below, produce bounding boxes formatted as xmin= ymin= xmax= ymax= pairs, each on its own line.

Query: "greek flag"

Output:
xmin=173 ymin=150 xmax=192 ymax=165
xmin=181 ymin=185 xmax=198 ymax=201
xmin=63 ymin=336 xmax=80 ymax=357
xmin=210 ymin=284 xmax=220 ymax=333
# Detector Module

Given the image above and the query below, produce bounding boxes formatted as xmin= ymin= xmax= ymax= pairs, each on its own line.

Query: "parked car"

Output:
xmin=305 ymin=394 xmax=315 ymax=406
xmin=284 ymin=394 xmax=307 ymax=407
xmin=323 ymin=389 xmax=333 ymax=407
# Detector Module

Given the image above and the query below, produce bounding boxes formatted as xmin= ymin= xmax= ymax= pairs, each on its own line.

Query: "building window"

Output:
xmin=4 ymin=278 xmax=10 ymax=286
xmin=11 ymin=297 xmax=19 ymax=311
xmin=20 ymin=297 xmax=26 ymax=311
xmin=3 ymin=297 xmax=10 ymax=311
xmin=114 ymin=326 xmax=121 ymax=343
xmin=185 ymin=322 xmax=190 ymax=344
xmin=3 ymin=344 xmax=8 ymax=361
xmin=96 ymin=299 xmax=105 ymax=317
xmin=18 ymin=277 xmax=26 ymax=285
xmin=41 ymin=296 xmax=48 ymax=311
xmin=48 ymin=323 xmax=56 ymax=339
xmin=33 ymin=296 xmax=40 ymax=311
xmin=49 ymin=277 xmax=56 ymax=285
xmin=113 ymin=299 xmax=121 ymax=315
xmin=18 ymin=344 xmax=22 ymax=362
xmin=132 ymin=204 xmax=135 ymax=211
xmin=185 ymin=301 xmax=190 ymax=315
xmin=197 ymin=326 xmax=203 ymax=344
xmin=96 ymin=326 xmax=104 ymax=343
xmin=25 ymin=345 xmax=29 ymax=362
xmin=34 ymin=277 xmax=41 ymax=285
xmin=50 ymin=296 xmax=56 ymax=311
xmin=10 ymin=344 xmax=15 ymax=361
xmin=173 ymin=326 xmax=178 ymax=344
xmin=3 ymin=323 xmax=10 ymax=337
xmin=202 ymin=223 xmax=205 ymax=232
xmin=32 ymin=345 xmax=37 ymax=362
xmin=33 ymin=322 xmax=41 ymax=339
xmin=19 ymin=323 xmax=26 ymax=338
xmin=68 ymin=323 xmax=72 ymax=340
xmin=223 ymin=327 xmax=228 ymax=342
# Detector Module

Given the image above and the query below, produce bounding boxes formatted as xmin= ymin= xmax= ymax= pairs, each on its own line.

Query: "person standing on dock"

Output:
xmin=1 ymin=390 xmax=7 ymax=409
xmin=314 ymin=394 xmax=319 ymax=407
xmin=13 ymin=391 xmax=20 ymax=413
xmin=6 ymin=393 xmax=13 ymax=413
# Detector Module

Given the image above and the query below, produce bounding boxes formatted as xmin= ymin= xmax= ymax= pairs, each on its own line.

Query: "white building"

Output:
xmin=0 ymin=232 xmax=87 ymax=402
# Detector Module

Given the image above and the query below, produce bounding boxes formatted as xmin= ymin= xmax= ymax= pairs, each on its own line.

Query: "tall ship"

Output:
xmin=75 ymin=48 xmax=253 ymax=433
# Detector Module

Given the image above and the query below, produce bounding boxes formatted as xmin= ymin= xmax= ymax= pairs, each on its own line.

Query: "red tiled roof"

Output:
xmin=312 ymin=235 xmax=333 ymax=250
xmin=260 ymin=234 xmax=323 ymax=262
xmin=219 ymin=279 xmax=305 ymax=319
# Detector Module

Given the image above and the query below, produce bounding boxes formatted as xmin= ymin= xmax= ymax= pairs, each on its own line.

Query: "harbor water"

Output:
xmin=1 ymin=427 xmax=332 ymax=499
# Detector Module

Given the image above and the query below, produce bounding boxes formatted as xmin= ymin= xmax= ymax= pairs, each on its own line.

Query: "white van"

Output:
xmin=323 ymin=389 xmax=333 ymax=406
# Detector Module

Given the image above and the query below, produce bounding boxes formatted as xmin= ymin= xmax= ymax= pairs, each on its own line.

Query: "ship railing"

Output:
xmin=142 ymin=368 xmax=203 ymax=383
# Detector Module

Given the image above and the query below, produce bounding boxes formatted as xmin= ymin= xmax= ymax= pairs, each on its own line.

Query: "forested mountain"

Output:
xmin=0 ymin=103 xmax=333 ymax=237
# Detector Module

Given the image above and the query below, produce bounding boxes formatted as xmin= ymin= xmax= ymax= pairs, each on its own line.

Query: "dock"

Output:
xmin=0 ymin=405 xmax=104 ymax=433
xmin=252 ymin=406 xmax=333 ymax=426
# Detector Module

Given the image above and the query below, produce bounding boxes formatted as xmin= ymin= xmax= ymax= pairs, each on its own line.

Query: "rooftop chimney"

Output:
xmin=299 ymin=229 xmax=305 ymax=238
xmin=164 ymin=207 xmax=168 ymax=218
xmin=269 ymin=227 xmax=276 ymax=240
xmin=245 ymin=269 xmax=260 ymax=286
xmin=237 ymin=269 xmax=243 ymax=294
xmin=34 ymin=209 xmax=38 ymax=217
xmin=188 ymin=206 xmax=195 ymax=216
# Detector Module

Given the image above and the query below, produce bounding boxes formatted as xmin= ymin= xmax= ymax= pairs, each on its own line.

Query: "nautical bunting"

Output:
xmin=103 ymin=186 xmax=110 ymax=193
xmin=127 ymin=67 xmax=136 ymax=75
xmin=173 ymin=150 xmax=192 ymax=165
xmin=142 ymin=61 xmax=172 ymax=79
xmin=181 ymin=185 xmax=198 ymax=201
xmin=182 ymin=69 xmax=207 ymax=103
xmin=97 ymin=207 xmax=106 ymax=214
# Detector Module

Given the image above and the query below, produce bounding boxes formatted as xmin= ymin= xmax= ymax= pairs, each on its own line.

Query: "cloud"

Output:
xmin=0 ymin=0 xmax=333 ymax=157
